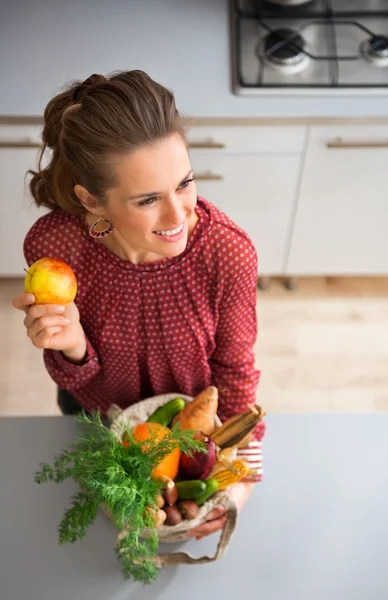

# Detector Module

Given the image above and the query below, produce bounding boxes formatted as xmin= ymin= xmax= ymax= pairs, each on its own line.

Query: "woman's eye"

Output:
xmin=137 ymin=179 xmax=193 ymax=206
xmin=138 ymin=197 xmax=157 ymax=207
xmin=180 ymin=178 xmax=194 ymax=189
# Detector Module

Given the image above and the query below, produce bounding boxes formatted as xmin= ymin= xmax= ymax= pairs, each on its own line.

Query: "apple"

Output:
xmin=24 ymin=257 xmax=77 ymax=305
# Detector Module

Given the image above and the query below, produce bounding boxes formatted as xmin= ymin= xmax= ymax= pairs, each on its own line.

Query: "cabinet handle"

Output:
xmin=0 ymin=140 xmax=41 ymax=148
xmin=189 ymin=139 xmax=225 ymax=149
xmin=193 ymin=170 xmax=224 ymax=181
xmin=327 ymin=137 xmax=388 ymax=149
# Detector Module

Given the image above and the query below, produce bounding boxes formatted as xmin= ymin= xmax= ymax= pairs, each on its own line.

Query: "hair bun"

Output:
xmin=72 ymin=73 xmax=107 ymax=103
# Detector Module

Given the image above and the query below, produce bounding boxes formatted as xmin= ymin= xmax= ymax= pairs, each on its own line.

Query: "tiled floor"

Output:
xmin=1 ymin=277 xmax=388 ymax=415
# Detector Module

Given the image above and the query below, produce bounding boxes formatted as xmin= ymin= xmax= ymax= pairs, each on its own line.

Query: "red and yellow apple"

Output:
xmin=24 ymin=257 xmax=77 ymax=305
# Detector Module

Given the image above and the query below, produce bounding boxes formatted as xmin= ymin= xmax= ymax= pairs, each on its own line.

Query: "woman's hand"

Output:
xmin=12 ymin=293 xmax=87 ymax=362
xmin=186 ymin=481 xmax=254 ymax=541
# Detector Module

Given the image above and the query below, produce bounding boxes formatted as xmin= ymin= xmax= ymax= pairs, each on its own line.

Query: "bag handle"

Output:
xmin=154 ymin=493 xmax=238 ymax=567
xmin=115 ymin=494 xmax=238 ymax=568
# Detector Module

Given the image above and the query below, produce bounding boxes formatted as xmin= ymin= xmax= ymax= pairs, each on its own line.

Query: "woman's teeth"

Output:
xmin=155 ymin=223 xmax=184 ymax=236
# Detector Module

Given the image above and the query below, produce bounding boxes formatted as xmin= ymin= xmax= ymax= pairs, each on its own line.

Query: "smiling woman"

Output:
xmin=12 ymin=69 xmax=265 ymax=541
xmin=77 ymin=135 xmax=198 ymax=264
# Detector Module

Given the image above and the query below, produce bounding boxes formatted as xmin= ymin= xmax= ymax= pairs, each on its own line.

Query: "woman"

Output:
xmin=12 ymin=70 xmax=265 ymax=540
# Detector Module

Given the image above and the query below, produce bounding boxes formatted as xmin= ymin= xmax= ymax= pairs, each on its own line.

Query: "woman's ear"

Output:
xmin=74 ymin=184 xmax=101 ymax=215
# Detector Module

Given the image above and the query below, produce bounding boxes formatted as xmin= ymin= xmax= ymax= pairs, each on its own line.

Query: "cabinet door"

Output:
xmin=190 ymin=154 xmax=301 ymax=275
xmin=287 ymin=126 xmax=388 ymax=276
xmin=187 ymin=125 xmax=306 ymax=154
xmin=0 ymin=147 xmax=47 ymax=276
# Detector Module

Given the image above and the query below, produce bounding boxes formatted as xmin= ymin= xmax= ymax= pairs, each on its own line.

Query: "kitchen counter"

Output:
xmin=1 ymin=414 xmax=387 ymax=600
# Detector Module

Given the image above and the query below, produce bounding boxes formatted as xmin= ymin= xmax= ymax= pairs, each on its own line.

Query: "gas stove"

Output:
xmin=230 ymin=0 xmax=388 ymax=93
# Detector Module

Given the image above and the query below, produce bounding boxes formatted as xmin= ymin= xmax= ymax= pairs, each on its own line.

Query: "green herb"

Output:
xmin=34 ymin=411 xmax=205 ymax=584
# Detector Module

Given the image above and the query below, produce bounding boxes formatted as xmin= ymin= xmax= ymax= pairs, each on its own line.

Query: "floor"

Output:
xmin=1 ymin=277 xmax=387 ymax=416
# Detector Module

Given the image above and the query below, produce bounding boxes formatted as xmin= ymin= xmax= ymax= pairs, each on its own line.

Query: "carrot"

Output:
xmin=172 ymin=386 xmax=218 ymax=436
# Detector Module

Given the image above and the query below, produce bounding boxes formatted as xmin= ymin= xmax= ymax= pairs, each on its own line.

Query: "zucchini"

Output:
xmin=176 ymin=480 xmax=206 ymax=500
xmin=196 ymin=478 xmax=219 ymax=506
xmin=147 ymin=397 xmax=185 ymax=427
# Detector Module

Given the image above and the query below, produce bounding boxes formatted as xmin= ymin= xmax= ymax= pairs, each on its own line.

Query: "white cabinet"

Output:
xmin=0 ymin=125 xmax=48 ymax=276
xmin=190 ymin=153 xmax=302 ymax=275
xmin=188 ymin=125 xmax=306 ymax=276
xmin=188 ymin=125 xmax=306 ymax=154
xmin=287 ymin=126 xmax=388 ymax=276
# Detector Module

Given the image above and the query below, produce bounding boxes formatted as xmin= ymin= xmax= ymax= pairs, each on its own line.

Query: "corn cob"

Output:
xmin=208 ymin=455 xmax=236 ymax=478
xmin=211 ymin=405 xmax=265 ymax=450
xmin=212 ymin=460 xmax=251 ymax=490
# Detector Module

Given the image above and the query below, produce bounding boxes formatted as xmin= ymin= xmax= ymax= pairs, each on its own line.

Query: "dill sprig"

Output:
xmin=34 ymin=410 xmax=205 ymax=584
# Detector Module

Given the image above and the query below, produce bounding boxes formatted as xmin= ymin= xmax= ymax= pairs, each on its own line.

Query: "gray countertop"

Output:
xmin=1 ymin=414 xmax=387 ymax=600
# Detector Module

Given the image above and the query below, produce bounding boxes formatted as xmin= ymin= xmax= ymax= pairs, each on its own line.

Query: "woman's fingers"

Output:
xmin=187 ymin=515 xmax=228 ymax=540
xmin=186 ymin=505 xmax=228 ymax=540
xmin=25 ymin=315 xmax=70 ymax=339
xmin=26 ymin=303 xmax=65 ymax=321
xmin=13 ymin=294 xmax=82 ymax=354
xmin=31 ymin=327 xmax=63 ymax=350
xmin=19 ymin=301 xmax=70 ymax=350
xmin=12 ymin=293 xmax=36 ymax=312
xmin=13 ymin=293 xmax=66 ymax=321
xmin=203 ymin=506 xmax=227 ymax=522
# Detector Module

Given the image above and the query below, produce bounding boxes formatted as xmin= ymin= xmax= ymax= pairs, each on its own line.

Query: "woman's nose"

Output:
xmin=164 ymin=196 xmax=185 ymax=225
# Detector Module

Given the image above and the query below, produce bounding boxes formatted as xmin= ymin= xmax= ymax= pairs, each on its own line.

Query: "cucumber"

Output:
xmin=176 ymin=480 xmax=207 ymax=500
xmin=196 ymin=478 xmax=219 ymax=506
xmin=147 ymin=397 xmax=186 ymax=427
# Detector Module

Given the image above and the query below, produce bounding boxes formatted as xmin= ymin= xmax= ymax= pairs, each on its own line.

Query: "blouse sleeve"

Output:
xmin=23 ymin=217 xmax=102 ymax=392
xmin=42 ymin=342 xmax=102 ymax=392
xmin=210 ymin=241 xmax=265 ymax=481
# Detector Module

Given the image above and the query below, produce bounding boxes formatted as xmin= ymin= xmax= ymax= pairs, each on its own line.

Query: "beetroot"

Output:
xmin=179 ymin=438 xmax=216 ymax=480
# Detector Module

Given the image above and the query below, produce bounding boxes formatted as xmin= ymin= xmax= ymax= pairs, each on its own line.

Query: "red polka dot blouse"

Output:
xmin=24 ymin=197 xmax=265 ymax=480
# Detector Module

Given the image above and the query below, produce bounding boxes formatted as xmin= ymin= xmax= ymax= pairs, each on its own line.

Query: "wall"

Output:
xmin=1 ymin=0 xmax=388 ymax=118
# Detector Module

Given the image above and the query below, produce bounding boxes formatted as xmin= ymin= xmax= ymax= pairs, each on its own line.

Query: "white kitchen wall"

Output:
xmin=1 ymin=0 xmax=388 ymax=118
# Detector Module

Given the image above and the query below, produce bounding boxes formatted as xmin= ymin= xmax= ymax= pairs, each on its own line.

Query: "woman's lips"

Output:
xmin=153 ymin=221 xmax=185 ymax=243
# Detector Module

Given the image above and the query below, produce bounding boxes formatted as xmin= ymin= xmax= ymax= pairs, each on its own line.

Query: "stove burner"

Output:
xmin=261 ymin=28 xmax=310 ymax=74
xmin=360 ymin=36 xmax=388 ymax=68
xmin=264 ymin=0 xmax=313 ymax=5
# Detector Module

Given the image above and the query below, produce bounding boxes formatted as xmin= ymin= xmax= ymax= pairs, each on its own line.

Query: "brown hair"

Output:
xmin=28 ymin=70 xmax=188 ymax=215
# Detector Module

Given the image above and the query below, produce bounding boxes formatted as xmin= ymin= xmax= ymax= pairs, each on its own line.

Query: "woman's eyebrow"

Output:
xmin=127 ymin=169 xmax=194 ymax=201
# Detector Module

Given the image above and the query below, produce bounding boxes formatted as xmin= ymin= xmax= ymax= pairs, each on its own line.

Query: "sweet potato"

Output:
xmin=172 ymin=386 xmax=218 ymax=436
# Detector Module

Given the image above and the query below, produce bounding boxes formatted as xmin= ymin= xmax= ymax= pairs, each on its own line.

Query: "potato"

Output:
xmin=144 ymin=506 xmax=167 ymax=528
xmin=156 ymin=493 xmax=165 ymax=508
xmin=163 ymin=484 xmax=178 ymax=507
xmin=178 ymin=500 xmax=199 ymax=520
xmin=164 ymin=506 xmax=182 ymax=526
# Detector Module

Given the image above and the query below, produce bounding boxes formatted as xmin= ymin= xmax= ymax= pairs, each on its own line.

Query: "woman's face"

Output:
xmin=100 ymin=133 xmax=197 ymax=263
